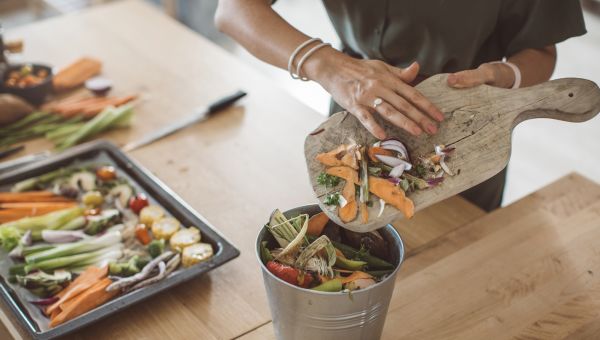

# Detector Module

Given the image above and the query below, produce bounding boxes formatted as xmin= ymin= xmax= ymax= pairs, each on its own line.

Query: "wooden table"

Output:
xmin=3 ymin=2 xmax=600 ymax=339
xmin=0 ymin=1 xmax=485 ymax=339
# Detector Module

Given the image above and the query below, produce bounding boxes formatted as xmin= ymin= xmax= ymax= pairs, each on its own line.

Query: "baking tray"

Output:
xmin=0 ymin=140 xmax=240 ymax=339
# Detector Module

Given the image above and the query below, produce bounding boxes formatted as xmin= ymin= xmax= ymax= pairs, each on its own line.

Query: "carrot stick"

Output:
xmin=0 ymin=206 xmax=77 ymax=222
xmin=0 ymin=192 xmax=73 ymax=203
xmin=307 ymin=212 xmax=330 ymax=236
xmin=46 ymin=266 xmax=108 ymax=316
xmin=0 ymin=202 xmax=76 ymax=209
xmin=50 ymin=277 xmax=117 ymax=327
xmin=0 ymin=191 xmax=55 ymax=199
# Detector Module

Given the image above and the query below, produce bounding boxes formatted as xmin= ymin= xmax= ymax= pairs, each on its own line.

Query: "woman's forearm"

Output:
xmin=216 ymin=0 xmax=319 ymax=70
xmin=448 ymin=45 xmax=557 ymax=89
xmin=216 ymin=0 xmax=443 ymax=138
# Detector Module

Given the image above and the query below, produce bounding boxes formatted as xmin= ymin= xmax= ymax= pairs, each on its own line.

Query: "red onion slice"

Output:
xmin=375 ymin=154 xmax=412 ymax=170
xmin=389 ymin=164 xmax=406 ymax=178
xmin=29 ymin=296 xmax=59 ymax=306
xmin=439 ymin=155 xmax=454 ymax=176
xmin=381 ymin=139 xmax=409 ymax=161
xmin=426 ymin=177 xmax=445 ymax=186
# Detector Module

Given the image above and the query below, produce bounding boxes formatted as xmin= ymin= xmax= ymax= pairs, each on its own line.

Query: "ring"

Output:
xmin=373 ymin=98 xmax=383 ymax=108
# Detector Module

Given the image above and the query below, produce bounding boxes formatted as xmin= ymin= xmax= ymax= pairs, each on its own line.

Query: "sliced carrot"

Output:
xmin=368 ymin=177 xmax=415 ymax=219
xmin=53 ymin=57 xmax=102 ymax=92
xmin=0 ymin=191 xmax=72 ymax=203
xmin=368 ymin=147 xmax=395 ymax=163
xmin=325 ymin=166 xmax=415 ymax=219
xmin=0 ymin=202 xmax=76 ymax=209
xmin=0 ymin=205 xmax=78 ymax=223
xmin=307 ymin=212 xmax=330 ymax=236
xmin=340 ymin=271 xmax=373 ymax=284
xmin=50 ymin=277 xmax=117 ymax=327
xmin=325 ymin=166 xmax=360 ymax=185
xmin=46 ymin=266 xmax=108 ymax=316
xmin=315 ymin=145 xmax=346 ymax=168
xmin=339 ymin=180 xmax=358 ymax=223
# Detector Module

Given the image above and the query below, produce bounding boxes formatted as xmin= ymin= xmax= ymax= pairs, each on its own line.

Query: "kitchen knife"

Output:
xmin=122 ymin=90 xmax=247 ymax=152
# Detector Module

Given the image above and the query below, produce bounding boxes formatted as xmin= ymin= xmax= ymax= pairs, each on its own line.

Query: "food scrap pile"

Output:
xmin=260 ymin=209 xmax=396 ymax=292
xmin=315 ymin=138 xmax=457 ymax=223
xmin=0 ymin=165 xmax=213 ymax=327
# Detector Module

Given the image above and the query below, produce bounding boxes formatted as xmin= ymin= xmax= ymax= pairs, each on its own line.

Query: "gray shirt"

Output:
xmin=320 ymin=0 xmax=587 ymax=75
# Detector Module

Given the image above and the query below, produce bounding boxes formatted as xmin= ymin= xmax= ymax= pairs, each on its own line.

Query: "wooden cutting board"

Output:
xmin=305 ymin=74 xmax=600 ymax=232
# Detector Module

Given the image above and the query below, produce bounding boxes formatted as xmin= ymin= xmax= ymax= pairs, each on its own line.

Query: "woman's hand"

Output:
xmin=447 ymin=62 xmax=516 ymax=89
xmin=304 ymin=49 xmax=444 ymax=140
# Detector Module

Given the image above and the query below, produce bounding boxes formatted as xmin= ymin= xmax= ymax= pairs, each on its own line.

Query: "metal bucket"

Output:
xmin=256 ymin=204 xmax=405 ymax=340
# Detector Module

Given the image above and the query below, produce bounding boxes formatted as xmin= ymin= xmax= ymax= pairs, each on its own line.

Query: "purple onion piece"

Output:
xmin=426 ymin=177 xmax=445 ymax=186
xmin=442 ymin=146 xmax=456 ymax=154
xmin=29 ymin=296 xmax=59 ymax=306
xmin=42 ymin=230 xmax=87 ymax=243
xmin=387 ymin=177 xmax=401 ymax=185
xmin=389 ymin=164 xmax=406 ymax=178
xmin=375 ymin=154 xmax=413 ymax=170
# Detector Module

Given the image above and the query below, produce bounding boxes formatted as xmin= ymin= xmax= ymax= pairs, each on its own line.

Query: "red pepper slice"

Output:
xmin=266 ymin=261 xmax=313 ymax=288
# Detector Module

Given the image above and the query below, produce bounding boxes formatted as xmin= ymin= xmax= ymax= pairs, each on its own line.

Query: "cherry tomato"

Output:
xmin=96 ymin=166 xmax=117 ymax=181
xmin=129 ymin=193 xmax=149 ymax=214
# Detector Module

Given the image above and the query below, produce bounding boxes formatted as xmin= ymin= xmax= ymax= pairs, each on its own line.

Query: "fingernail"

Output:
xmin=413 ymin=127 xmax=423 ymax=136
xmin=426 ymin=123 xmax=437 ymax=134
xmin=436 ymin=110 xmax=445 ymax=121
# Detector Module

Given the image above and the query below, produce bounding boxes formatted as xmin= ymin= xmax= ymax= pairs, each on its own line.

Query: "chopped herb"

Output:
xmin=415 ymin=164 xmax=427 ymax=178
xmin=399 ymin=178 xmax=410 ymax=192
xmin=368 ymin=166 xmax=382 ymax=176
xmin=353 ymin=245 xmax=370 ymax=262
xmin=317 ymin=172 xmax=341 ymax=188
xmin=324 ymin=192 xmax=341 ymax=206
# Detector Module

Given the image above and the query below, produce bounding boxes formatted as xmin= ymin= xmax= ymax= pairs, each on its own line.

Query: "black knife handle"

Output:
xmin=207 ymin=90 xmax=247 ymax=115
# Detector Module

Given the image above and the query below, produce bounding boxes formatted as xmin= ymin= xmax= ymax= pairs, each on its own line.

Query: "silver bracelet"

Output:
xmin=490 ymin=60 xmax=521 ymax=89
xmin=288 ymin=38 xmax=321 ymax=80
xmin=295 ymin=42 xmax=331 ymax=81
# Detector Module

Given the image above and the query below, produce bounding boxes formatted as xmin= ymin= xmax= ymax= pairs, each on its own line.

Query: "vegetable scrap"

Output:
xmin=261 ymin=209 xmax=396 ymax=292
xmin=315 ymin=138 xmax=458 ymax=222
xmin=0 ymin=164 xmax=214 ymax=327
xmin=53 ymin=57 xmax=102 ymax=92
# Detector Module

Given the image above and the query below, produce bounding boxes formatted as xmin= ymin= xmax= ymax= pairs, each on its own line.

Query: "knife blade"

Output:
xmin=122 ymin=90 xmax=247 ymax=152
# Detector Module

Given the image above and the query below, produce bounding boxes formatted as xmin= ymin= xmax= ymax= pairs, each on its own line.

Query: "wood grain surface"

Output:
xmin=305 ymin=75 xmax=600 ymax=232
xmin=241 ymin=173 xmax=600 ymax=340
xmin=0 ymin=1 xmax=486 ymax=339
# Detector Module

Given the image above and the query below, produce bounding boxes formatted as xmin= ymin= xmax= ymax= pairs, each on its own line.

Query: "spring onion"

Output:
xmin=25 ymin=231 xmax=122 ymax=264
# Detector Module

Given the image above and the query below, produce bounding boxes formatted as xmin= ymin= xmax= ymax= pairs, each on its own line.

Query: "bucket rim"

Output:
xmin=255 ymin=204 xmax=405 ymax=296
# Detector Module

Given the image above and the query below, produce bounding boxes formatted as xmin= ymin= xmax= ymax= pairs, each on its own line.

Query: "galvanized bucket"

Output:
xmin=256 ymin=204 xmax=405 ymax=340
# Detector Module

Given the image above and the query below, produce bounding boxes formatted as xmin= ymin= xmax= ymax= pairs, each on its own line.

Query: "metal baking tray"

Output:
xmin=0 ymin=140 xmax=240 ymax=339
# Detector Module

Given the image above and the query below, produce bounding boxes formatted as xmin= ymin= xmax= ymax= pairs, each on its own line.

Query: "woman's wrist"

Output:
xmin=484 ymin=62 xmax=517 ymax=88
xmin=301 ymin=46 xmax=351 ymax=87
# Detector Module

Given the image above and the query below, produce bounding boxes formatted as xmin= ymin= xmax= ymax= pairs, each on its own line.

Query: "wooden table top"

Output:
xmin=243 ymin=173 xmax=600 ymax=339
xmin=0 ymin=1 xmax=486 ymax=339
xmin=5 ymin=2 xmax=599 ymax=340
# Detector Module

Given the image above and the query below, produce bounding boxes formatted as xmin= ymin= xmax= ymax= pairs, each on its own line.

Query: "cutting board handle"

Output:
xmin=508 ymin=78 xmax=600 ymax=126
